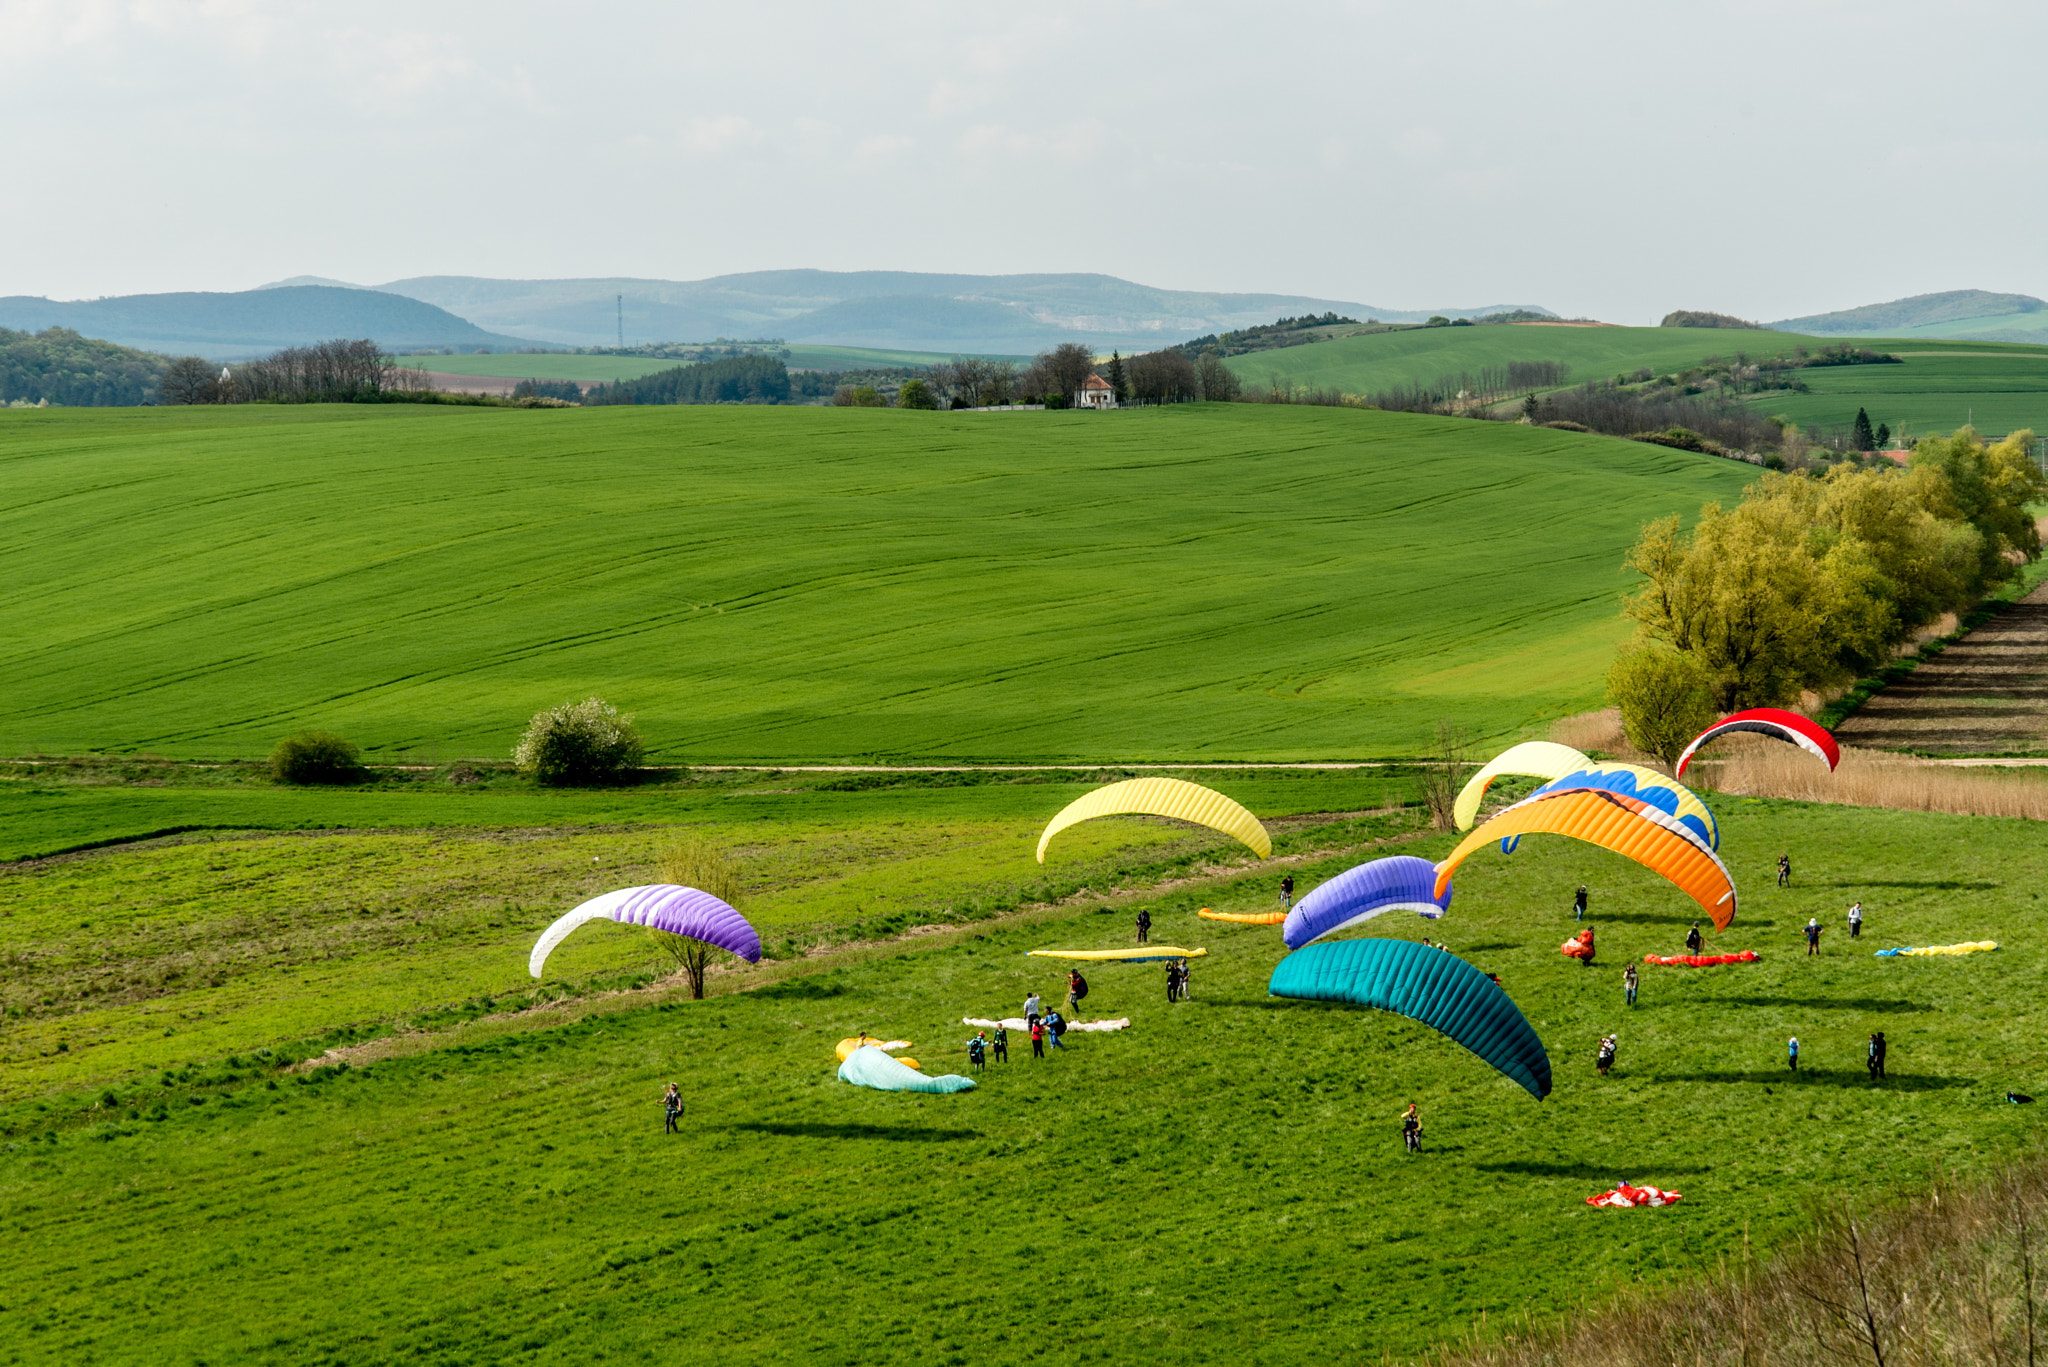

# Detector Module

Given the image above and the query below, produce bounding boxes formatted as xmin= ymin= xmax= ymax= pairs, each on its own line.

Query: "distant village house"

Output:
xmin=1075 ymin=373 xmax=1117 ymax=409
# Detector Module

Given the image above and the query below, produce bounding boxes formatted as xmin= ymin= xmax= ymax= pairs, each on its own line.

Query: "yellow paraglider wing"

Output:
xmin=1436 ymin=788 xmax=1738 ymax=930
xmin=1027 ymin=946 xmax=1207 ymax=962
xmin=1454 ymin=742 xmax=1590 ymax=830
xmin=1035 ymin=777 xmax=1271 ymax=863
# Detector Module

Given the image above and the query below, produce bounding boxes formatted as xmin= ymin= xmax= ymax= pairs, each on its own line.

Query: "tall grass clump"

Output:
xmin=511 ymin=696 xmax=643 ymax=786
xmin=268 ymin=730 xmax=363 ymax=785
xmin=1433 ymin=1153 xmax=2048 ymax=1367
xmin=1700 ymin=743 xmax=2048 ymax=820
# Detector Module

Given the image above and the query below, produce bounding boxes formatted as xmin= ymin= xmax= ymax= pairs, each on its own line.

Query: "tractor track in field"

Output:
xmin=1835 ymin=582 xmax=2048 ymax=754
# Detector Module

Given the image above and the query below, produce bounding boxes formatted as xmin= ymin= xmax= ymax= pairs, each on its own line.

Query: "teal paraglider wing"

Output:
xmin=1268 ymin=939 xmax=1551 ymax=1100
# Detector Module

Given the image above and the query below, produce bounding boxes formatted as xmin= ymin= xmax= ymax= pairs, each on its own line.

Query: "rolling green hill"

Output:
xmin=1771 ymin=289 xmax=2048 ymax=346
xmin=1217 ymin=324 xmax=1808 ymax=395
xmin=0 ymin=403 xmax=1752 ymax=762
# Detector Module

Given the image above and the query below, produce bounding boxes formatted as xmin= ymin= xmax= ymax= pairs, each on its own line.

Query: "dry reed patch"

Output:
xmin=1432 ymin=1155 xmax=2048 ymax=1367
xmin=1697 ymin=744 xmax=2048 ymax=820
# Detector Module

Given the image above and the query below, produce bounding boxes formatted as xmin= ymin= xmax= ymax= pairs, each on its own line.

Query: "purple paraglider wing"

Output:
xmin=528 ymin=884 xmax=762 ymax=978
xmin=1283 ymin=855 xmax=1451 ymax=950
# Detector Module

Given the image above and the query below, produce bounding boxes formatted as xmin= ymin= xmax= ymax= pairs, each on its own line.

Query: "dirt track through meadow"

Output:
xmin=1835 ymin=581 xmax=2048 ymax=753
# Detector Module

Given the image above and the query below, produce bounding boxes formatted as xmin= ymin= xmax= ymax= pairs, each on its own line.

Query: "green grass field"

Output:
xmin=7 ymin=778 xmax=2048 ymax=1363
xmin=0 ymin=402 xmax=1753 ymax=763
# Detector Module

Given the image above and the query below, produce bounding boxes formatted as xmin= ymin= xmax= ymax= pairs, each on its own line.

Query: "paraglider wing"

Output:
xmin=1436 ymin=788 xmax=1739 ymax=930
xmin=1269 ymin=939 xmax=1551 ymax=1100
xmin=1026 ymin=946 xmax=1207 ymax=963
xmin=1523 ymin=763 xmax=1720 ymax=850
xmin=1453 ymin=742 xmax=1590 ymax=831
xmin=1036 ymin=777 xmax=1271 ymax=863
xmin=837 ymin=1046 xmax=977 ymax=1094
xmin=528 ymin=884 xmax=763 ymax=979
xmin=1283 ymin=855 xmax=1451 ymax=950
xmin=1675 ymin=708 xmax=1840 ymax=778
xmin=1198 ymin=909 xmax=1287 ymax=925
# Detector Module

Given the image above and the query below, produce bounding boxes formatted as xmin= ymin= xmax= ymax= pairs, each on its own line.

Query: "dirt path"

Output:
xmin=1834 ymin=582 xmax=2048 ymax=753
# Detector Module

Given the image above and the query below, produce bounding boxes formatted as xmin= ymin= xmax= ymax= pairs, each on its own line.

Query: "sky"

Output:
xmin=4 ymin=0 xmax=2044 ymax=325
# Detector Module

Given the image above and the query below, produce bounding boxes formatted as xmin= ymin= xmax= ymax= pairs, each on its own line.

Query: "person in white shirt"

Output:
xmin=1848 ymin=901 xmax=1864 ymax=939
xmin=1023 ymin=992 xmax=1043 ymax=1025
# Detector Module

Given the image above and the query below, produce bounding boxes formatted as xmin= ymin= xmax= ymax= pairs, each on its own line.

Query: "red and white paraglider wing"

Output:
xmin=1675 ymin=708 xmax=1840 ymax=778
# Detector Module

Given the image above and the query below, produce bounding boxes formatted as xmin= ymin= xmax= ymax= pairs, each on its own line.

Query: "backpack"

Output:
xmin=1073 ymin=974 xmax=1089 ymax=1001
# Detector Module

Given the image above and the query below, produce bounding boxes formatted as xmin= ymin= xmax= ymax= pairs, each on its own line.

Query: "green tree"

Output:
xmin=1875 ymin=421 xmax=1891 ymax=448
xmin=894 ymin=378 xmax=938 ymax=410
xmin=512 ymin=696 xmax=644 ymax=786
xmin=268 ymin=730 xmax=364 ymax=785
xmin=1852 ymin=407 xmax=1876 ymax=451
xmin=1908 ymin=428 xmax=2048 ymax=591
xmin=650 ymin=836 xmax=745 ymax=998
xmin=1606 ymin=643 xmax=1718 ymax=767
xmin=1106 ymin=352 xmax=1129 ymax=401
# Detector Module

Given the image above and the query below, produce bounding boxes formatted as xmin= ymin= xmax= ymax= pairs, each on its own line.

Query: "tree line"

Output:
xmin=1608 ymin=429 xmax=2047 ymax=761
xmin=158 ymin=339 xmax=434 ymax=405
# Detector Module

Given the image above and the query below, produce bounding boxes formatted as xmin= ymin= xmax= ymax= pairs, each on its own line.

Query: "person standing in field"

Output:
xmin=1067 ymin=969 xmax=1088 ymax=1016
xmin=1788 ymin=1035 xmax=1801 ymax=1072
xmin=1164 ymin=960 xmax=1178 ymax=1003
xmin=1574 ymin=885 xmax=1588 ymax=922
xmin=663 ymin=1082 xmax=683 ymax=1134
xmin=1136 ymin=908 xmax=1152 ymax=944
xmin=1597 ymin=1035 xmax=1617 ymax=1077
xmin=967 ymin=1033 xmax=987 ymax=1071
xmin=1778 ymin=854 xmax=1792 ymax=888
xmin=1024 ymin=991 xmax=1043 ymax=1027
xmin=1869 ymin=1031 xmax=1886 ymax=1079
xmin=1623 ymin=963 xmax=1639 ymax=1009
xmin=1804 ymin=918 xmax=1824 ymax=956
xmin=1685 ymin=921 xmax=1704 ymax=955
xmin=1401 ymin=1102 xmax=1422 ymax=1153
xmin=1177 ymin=957 xmax=1193 ymax=999
xmin=992 ymin=1025 xmax=1009 ymax=1063
xmin=1280 ymin=875 xmax=1295 ymax=912
xmin=1848 ymin=901 xmax=1863 ymax=939
xmin=1030 ymin=1018 xmax=1046 ymax=1059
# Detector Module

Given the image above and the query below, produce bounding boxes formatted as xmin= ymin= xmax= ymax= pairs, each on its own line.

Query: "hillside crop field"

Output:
xmin=1218 ymin=324 xmax=1807 ymax=395
xmin=0 ymin=403 xmax=1753 ymax=763
xmin=6 ymin=780 xmax=2048 ymax=1364
xmin=1741 ymin=342 xmax=2048 ymax=440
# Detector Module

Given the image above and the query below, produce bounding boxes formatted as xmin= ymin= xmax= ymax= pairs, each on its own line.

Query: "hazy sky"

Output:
xmin=5 ymin=0 xmax=2042 ymax=323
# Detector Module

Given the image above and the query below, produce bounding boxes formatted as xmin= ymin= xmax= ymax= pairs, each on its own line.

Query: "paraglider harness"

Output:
xmin=1043 ymin=1011 xmax=1068 ymax=1047
xmin=1069 ymin=971 xmax=1089 ymax=1007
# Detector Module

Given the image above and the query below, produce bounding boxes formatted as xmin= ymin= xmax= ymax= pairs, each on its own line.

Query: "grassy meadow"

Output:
xmin=1741 ymin=343 xmax=2048 ymax=440
xmin=0 ymin=402 xmax=1753 ymax=763
xmin=6 ymin=777 xmax=2048 ymax=1363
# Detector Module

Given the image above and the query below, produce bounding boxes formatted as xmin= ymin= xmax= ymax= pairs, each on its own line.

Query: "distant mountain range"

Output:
xmin=282 ymin=269 xmax=1554 ymax=354
xmin=1771 ymin=289 xmax=2048 ymax=345
xmin=0 ymin=286 xmax=524 ymax=361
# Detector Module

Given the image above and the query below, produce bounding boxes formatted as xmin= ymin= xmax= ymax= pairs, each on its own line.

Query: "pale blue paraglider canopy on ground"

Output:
xmin=837 ymin=1046 xmax=978 ymax=1093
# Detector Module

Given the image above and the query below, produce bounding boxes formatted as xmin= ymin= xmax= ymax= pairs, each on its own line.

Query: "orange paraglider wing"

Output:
xmin=1434 ymin=788 xmax=1738 ymax=930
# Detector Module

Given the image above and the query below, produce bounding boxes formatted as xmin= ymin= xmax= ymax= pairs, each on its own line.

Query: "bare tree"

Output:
xmin=1128 ymin=349 xmax=1199 ymax=404
xmin=1416 ymin=720 xmax=1471 ymax=830
xmin=1033 ymin=342 xmax=1097 ymax=405
xmin=1196 ymin=354 xmax=1241 ymax=402
xmin=651 ymin=837 xmax=746 ymax=999
xmin=157 ymin=356 xmax=214 ymax=405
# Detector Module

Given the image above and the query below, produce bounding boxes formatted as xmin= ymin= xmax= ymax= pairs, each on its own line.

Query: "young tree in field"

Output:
xmin=158 ymin=356 xmax=214 ymax=405
xmin=1607 ymin=643 xmax=1718 ymax=767
xmin=1196 ymin=354 xmax=1241 ymax=402
xmin=512 ymin=696 xmax=644 ymax=785
xmin=1416 ymin=720 xmax=1470 ymax=830
xmin=1852 ymin=407 xmax=1877 ymax=452
xmin=651 ymin=837 xmax=745 ymax=999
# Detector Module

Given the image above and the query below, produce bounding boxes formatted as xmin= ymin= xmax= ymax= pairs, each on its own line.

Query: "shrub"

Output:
xmin=268 ymin=730 xmax=364 ymax=785
xmin=895 ymin=379 xmax=938 ymax=410
xmin=1607 ymin=642 xmax=1719 ymax=766
xmin=512 ymin=696 xmax=644 ymax=785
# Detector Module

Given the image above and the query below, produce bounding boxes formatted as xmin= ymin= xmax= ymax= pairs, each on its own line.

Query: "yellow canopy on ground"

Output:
xmin=1036 ymin=777 xmax=1270 ymax=863
xmin=1027 ymin=946 xmax=1207 ymax=962
xmin=1199 ymin=909 xmax=1286 ymax=924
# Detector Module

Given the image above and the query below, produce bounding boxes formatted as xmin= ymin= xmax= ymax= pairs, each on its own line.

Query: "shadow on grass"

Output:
xmin=1722 ymin=995 xmax=1933 ymax=1014
xmin=1461 ymin=942 xmax=1522 ymax=954
xmin=1474 ymin=1160 xmax=1714 ymax=1179
xmin=1655 ymin=1070 xmax=1970 ymax=1090
xmin=725 ymin=1121 xmax=981 ymax=1142
xmin=1803 ymin=880 xmax=1999 ymax=891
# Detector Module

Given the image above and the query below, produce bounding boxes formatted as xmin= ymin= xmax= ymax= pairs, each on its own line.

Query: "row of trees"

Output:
xmin=159 ymin=338 xmax=427 ymax=405
xmin=1609 ymin=430 xmax=2047 ymax=760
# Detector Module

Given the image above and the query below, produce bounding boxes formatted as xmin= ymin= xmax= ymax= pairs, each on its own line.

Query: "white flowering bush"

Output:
xmin=512 ymin=696 xmax=644 ymax=786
